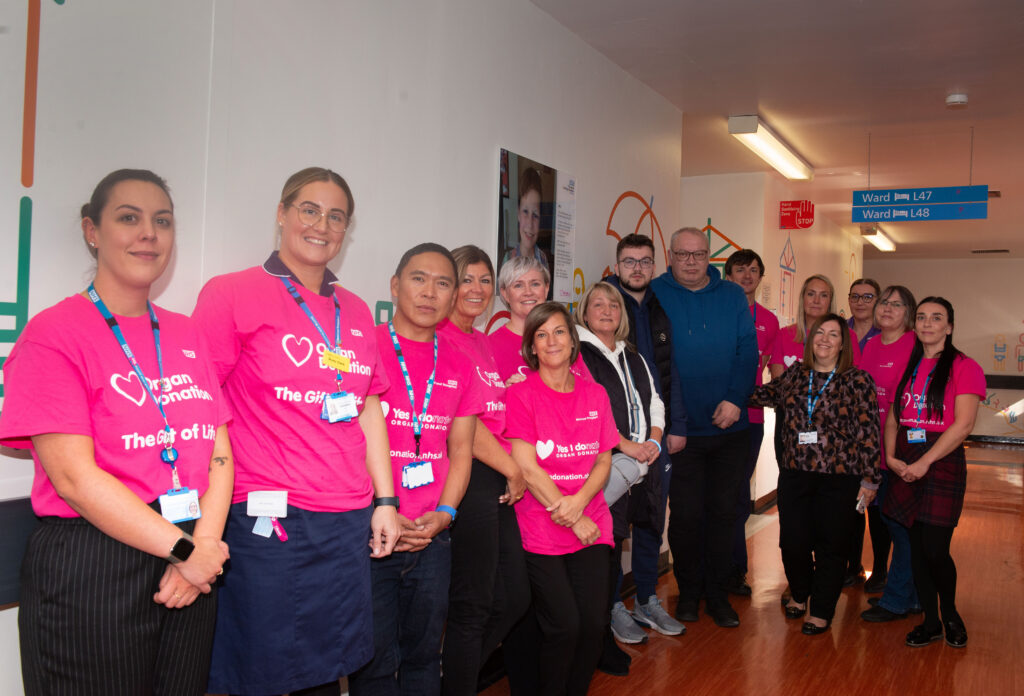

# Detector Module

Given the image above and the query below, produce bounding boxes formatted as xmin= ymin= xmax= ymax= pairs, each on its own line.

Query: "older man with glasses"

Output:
xmin=650 ymin=227 xmax=758 ymax=628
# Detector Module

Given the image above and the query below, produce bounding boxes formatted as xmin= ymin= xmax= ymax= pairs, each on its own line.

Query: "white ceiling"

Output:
xmin=532 ymin=0 xmax=1024 ymax=259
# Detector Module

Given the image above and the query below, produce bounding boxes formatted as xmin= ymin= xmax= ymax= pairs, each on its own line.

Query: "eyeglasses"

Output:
xmin=671 ymin=250 xmax=709 ymax=262
xmin=878 ymin=299 xmax=905 ymax=309
xmin=848 ymin=293 xmax=876 ymax=303
xmin=619 ymin=257 xmax=655 ymax=269
xmin=290 ymin=204 xmax=349 ymax=233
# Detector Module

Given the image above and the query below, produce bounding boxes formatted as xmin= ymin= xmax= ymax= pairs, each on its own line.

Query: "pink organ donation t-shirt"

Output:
xmin=192 ymin=263 xmax=388 ymax=512
xmin=376 ymin=324 xmax=484 ymax=520
xmin=0 ymin=295 xmax=230 ymax=517
xmin=504 ymin=371 xmax=619 ymax=555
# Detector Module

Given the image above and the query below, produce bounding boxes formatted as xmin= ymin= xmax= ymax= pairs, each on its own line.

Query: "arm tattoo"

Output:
xmin=209 ymin=456 xmax=230 ymax=472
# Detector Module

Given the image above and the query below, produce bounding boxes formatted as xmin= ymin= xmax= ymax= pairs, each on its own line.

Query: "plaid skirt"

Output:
xmin=882 ymin=426 xmax=966 ymax=528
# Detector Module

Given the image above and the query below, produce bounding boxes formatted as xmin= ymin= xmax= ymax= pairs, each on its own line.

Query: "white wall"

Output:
xmin=0 ymin=1 xmax=682 ymax=691
xmin=866 ymin=257 xmax=1024 ymax=439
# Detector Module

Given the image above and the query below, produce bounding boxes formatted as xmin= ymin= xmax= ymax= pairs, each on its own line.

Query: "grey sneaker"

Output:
xmin=633 ymin=595 xmax=686 ymax=636
xmin=610 ymin=601 xmax=648 ymax=644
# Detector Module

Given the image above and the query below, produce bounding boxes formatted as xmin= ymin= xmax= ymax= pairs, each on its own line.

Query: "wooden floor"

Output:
xmin=482 ymin=442 xmax=1024 ymax=696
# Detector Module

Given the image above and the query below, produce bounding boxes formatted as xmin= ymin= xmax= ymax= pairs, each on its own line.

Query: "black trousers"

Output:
xmin=777 ymin=469 xmax=861 ymax=621
xmin=524 ymin=545 xmax=610 ymax=696
xmin=667 ymin=429 xmax=748 ymax=607
xmin=442 ymin=460 xmax=530 ymax=696
xmin=19 ymin=514 xmax=215 ymax=696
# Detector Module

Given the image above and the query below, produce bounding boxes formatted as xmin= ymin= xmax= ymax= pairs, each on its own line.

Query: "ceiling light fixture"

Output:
xmin=860 ymin=224 xmax=895 ymax=252
xmin=728 ymin=115 xmax=814 ymax=181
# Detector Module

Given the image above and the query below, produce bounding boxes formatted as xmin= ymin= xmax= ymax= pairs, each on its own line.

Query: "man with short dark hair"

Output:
xmin=651 ymin=227 xmax=758 ymax=628
xmin=603 ymin=234 xmax=688 ymax=646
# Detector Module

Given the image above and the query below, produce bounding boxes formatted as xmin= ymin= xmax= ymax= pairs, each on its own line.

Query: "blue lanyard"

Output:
xmin=388 ymin=321 xmax=438 ymax=457
xmin=806 ymin=368 xmax=836 ymax=422
xmin=280 ymin=278 xmax=343 ymax=389
xmin=87 ymin=284 xmax=181 ymax=489
xmin=909 ymin=360 xmax=935 ymax=425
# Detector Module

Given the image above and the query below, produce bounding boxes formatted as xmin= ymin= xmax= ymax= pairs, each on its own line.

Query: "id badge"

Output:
xmin=798 ymin=431 xmax=818 ymax=445
xmin=402 ymin=461 xmax=435 ymax=489
xmin=247 ymin=490 xmax=288 ymax=518
xmin=907 ymin=428 xmax=927 ymax=443
xmin=322 ymin=391 xmax=358 ymax=423
xmin=159 ymin=487 xmax=201 ymax=523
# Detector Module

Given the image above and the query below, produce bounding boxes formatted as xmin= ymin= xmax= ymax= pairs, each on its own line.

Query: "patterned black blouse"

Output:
xmin=750 ymin=364 xmax=881 ymax=485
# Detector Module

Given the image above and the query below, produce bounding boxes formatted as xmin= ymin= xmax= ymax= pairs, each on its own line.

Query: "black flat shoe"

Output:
xmin=780 ymin=586 xmax=792 ymax=606
xmin=944 ymin=620 xmax=968 ymax=648
xmin=674 ymin=600 xmax=699 ymax=623
xmin=707 ymin=602 xmax=740 ymax=628
xmin=784 ymin=604 xmax=807 ymax=620
xmin=861 ymin=605 xmax=907 ymax=622
xmin=905 ymin=623 xmax=943 ymax=647
xmin=801 ymin=620 xmax=830 ymax=635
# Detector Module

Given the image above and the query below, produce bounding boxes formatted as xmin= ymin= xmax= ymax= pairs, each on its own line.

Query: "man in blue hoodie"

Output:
xmin=651 ymin=227 xmax=759 ymax=628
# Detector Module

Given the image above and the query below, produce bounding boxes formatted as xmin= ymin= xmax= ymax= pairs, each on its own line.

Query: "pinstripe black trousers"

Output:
xmin=19 ymin=513 xmax=216 ymax=696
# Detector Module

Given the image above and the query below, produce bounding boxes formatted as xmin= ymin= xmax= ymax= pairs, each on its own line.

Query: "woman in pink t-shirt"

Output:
xmin=505 ymin=302 xmax=620 ymax=696
xmin=883 ymin=297 xmax=985 ymax=650
xmin=439 ymin=246 xmax=530 ymax=696
xmin=0 ymin=170 xmax=232 ymax=694
xmin=859 ymin=285 xmax=920 ymax=621
xmin=194 ymin=168 xmax=399 ymax=696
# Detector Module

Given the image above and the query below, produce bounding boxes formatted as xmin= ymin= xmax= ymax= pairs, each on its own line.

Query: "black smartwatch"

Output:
xmin=166 ymin=533 xmax=195 ymax=564
xmin=373 ymin=496 xmax=400 ymax=511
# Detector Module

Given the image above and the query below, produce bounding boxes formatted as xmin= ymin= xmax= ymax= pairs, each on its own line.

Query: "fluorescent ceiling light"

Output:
xmin=860 ymin=225 xmax=896 ymax=252
xmin=728 ymin=115 xmax=814 ymax=181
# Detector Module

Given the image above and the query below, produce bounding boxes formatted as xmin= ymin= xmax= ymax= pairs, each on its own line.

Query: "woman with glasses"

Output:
xmin=0 ymin=170 xmax=232 ymax=694
xmin=751 ymin=314 xmax=881 ymax=635
xmin=883 ymin=297 xmax=984 ymax=649
xmin=843 ymin=278 xmax=885 ymax=587
xmin=194 ymin=167 xmax=400 ymax=696
xmin=847 ymin=278 xmax=882 ymax=350
xmin=860 ymin=286 xmax=922 ymax=622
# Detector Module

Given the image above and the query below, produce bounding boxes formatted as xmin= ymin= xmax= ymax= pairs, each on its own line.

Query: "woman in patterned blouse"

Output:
xmin=750 ymin=313 xmax=881 ymax=635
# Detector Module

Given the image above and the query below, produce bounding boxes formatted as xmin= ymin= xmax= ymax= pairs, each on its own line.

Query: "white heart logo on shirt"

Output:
xmin=282 ymin=334 xmax=314 ymax=367
xmin=110 ymin=372 xmax=147 ymax=407
xmin=536 ymin=440 xmax=555 ymax=459
xmin=380 ymin=401 xmax=390 ymax=418
xmin=784 ymin=355 xmax=800 ymax=368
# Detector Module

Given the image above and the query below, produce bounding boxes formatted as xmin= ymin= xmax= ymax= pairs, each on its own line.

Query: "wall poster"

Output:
xmin=497 ymin=149 xmax=576 ymax=303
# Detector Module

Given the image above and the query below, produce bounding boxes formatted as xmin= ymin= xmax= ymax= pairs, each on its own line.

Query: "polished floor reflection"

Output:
xmin=482 ymin=442 xmax=1024 ymax=696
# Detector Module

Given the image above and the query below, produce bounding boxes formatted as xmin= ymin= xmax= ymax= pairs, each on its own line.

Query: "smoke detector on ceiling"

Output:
xmin=945 ymin=93 xmax=969 ymax=109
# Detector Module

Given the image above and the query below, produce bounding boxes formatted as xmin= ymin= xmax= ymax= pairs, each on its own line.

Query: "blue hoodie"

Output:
xmin=651 ymin=265 xmax=758 ymax=436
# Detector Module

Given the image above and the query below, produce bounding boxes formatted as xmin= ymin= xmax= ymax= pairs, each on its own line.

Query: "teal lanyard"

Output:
xmin=806 ymin=368 xmax=836 ymax=422
xmin=388 ymin=322 xmax=438 ymax=457
xmin=87 ymin=284 xmax=181 ymax=489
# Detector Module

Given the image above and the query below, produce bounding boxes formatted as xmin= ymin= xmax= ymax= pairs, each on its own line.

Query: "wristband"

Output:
xmin=436 ymin=504 xmax=458 ymax=522
xmin=646 ymin=438 xmax=662 ymax=454
xmin=373 ymin=496 xmax=400 ymax=511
